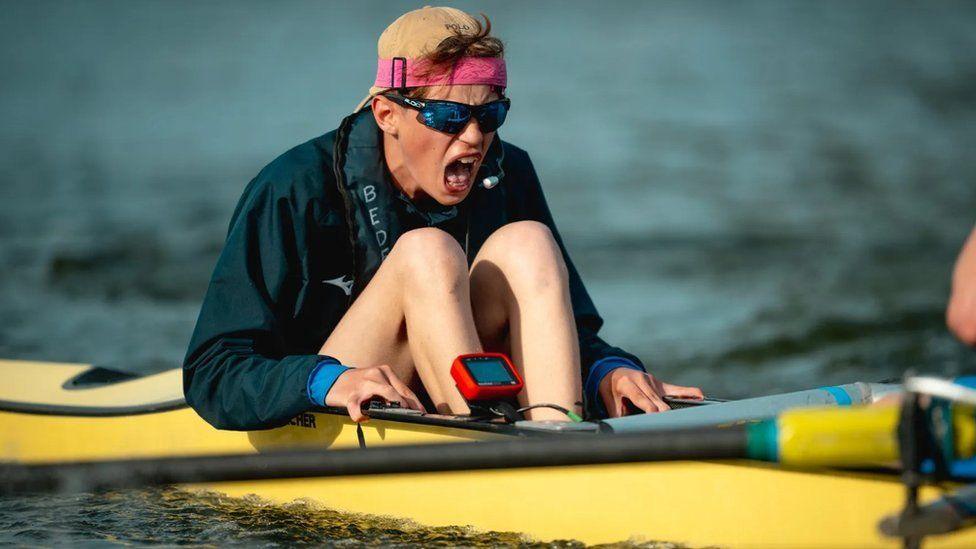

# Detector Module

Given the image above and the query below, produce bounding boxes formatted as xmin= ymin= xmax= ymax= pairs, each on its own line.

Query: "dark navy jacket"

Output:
xmin=183 ymin=109 xmax=644 ymax=430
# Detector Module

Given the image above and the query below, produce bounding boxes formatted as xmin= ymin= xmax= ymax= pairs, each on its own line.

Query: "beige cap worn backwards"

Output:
xmin=353 ymin=6 xmax=487 ymax=112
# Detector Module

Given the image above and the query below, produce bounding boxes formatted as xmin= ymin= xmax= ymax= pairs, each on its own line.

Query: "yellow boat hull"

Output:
xmin=2 ymin=359 xmax=975 ymax=547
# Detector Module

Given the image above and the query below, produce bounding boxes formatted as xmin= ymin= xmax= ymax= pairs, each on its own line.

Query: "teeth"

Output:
xmin=459 ymin=157 xmax=475 ymax=164
xmin=445 ymin=158 xmax=471 ymax=190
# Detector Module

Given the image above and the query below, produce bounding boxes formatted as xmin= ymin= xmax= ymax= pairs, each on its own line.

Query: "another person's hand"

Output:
xmin=948 ymin=290 xmax=976 ymax=346
xmin=598 ymin=368 xmax=703 ymax=417
xmin=948 ymin=226 xmax=976 ymax=346
xmin=325 ymin=365 xmax=426 ymax=422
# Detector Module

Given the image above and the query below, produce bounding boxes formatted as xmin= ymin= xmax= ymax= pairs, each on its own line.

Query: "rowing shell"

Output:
xmin=1 ymin=359 xmax=974 ymax=548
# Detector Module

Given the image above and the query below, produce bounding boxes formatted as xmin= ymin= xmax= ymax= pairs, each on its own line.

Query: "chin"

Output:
xmin=430 ymin=175 xmax=474 ymax=205
xmin=434 ymin=190 xmax=470 ymax=206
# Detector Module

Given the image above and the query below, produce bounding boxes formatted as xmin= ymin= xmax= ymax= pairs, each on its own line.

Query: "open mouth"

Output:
xmin=444 ymin=156 xmax=478 ymax=193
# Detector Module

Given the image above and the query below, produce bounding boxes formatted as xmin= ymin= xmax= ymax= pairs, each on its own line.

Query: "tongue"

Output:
xmin=446 ymin=161 xmax=470 ymax=186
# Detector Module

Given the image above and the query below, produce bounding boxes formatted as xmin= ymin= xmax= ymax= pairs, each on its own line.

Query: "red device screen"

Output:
xmin=450 ymin=353 xmax=523 ymax=402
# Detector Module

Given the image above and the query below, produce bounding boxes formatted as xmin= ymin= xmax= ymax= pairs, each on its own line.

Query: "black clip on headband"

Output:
xmin=391 ymin=56 xmax=408 ymax=93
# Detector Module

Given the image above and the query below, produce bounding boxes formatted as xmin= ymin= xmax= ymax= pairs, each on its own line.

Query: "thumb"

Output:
xmin=346 ymin=397 xmax=368 ymax=423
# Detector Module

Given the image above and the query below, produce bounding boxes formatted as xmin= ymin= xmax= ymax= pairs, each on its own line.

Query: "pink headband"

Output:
xmin=374 ymin=56 xmax=507 ymax=89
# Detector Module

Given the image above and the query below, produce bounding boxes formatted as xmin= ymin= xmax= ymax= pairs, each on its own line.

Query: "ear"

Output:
xmin=372 ymin=96 xmax=399 ymax=137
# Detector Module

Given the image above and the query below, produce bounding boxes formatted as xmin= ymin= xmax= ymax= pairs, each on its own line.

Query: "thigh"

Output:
xmin=469 ymin=245 xmax=515 ymax=355
xmin=468 ymin=221 xmax=567 ymax=354
xmin=318 ymin=258 xmax=415 ymax=385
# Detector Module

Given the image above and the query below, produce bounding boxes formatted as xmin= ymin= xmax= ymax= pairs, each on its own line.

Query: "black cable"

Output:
xmin=517 ymin=403 xmax=583 ymax=423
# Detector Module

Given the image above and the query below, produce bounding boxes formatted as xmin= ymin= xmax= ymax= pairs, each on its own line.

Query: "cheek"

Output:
xmin=483 ymin=132 xmax=496 ymax=153
xmin=404 ymin=133 xmax=449 ymax=179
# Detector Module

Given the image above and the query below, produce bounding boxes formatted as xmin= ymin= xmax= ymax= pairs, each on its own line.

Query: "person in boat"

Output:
xmin=182 ymin=6 xmax=703 ymax=430
xmin=949 ymin=225 xmax=976 ymax=346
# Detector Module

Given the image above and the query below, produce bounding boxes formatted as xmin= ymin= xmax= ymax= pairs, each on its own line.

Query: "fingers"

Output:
xmin=662 ymin=383 xmax=705 ymax=399
xmin=624 ymin=392 xmax=658 ymax=414
xmin=619 ymin=381 xmax=656 ymax=414
xmin=633 ymin=376 xmax=671 ymax=412
xmin=610 ymin=394 xmax=626 ymax=418
xmin=370 ymin=383 xmax=404 ymax=406
xmin=345 ymin=382 xmax=406 ymax=423
xmin=620 ymin=379 xmax=670 ymax=414
xmin=603 ymin=370 xmax=672 ymax=417
xmin=376 ymin=365 xmax=427 ymax=413
xmin=395 ymin=385 xmax=426 ymax=413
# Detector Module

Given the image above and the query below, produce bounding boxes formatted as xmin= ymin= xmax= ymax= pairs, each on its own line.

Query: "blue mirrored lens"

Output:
xmin=474 ymin=101 xmax=509 ymax=133
xmin=416 ymin=100 xmax=510 ymax=134
xmin=421 ymin=103 xmax=470 ymax=133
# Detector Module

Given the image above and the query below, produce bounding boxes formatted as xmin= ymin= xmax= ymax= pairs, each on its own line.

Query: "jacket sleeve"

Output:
xmin=182 ymin=176 xmax=331 ymax=431
xmin=509 ymin=148 xmax=646 ymax=383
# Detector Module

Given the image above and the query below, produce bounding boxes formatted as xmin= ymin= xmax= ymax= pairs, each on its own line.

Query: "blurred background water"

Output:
xmin=1 ymin=0 xmax=975 ymax=545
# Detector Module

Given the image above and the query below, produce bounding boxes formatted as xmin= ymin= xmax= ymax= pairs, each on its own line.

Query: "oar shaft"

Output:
xmin=606 ymin=382 xmax=899 ymax=433
xmin=0 ymin=425 xmax=748 ymax=495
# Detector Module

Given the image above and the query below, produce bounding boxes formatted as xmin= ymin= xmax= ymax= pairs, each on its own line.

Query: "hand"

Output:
xmin=325 ymin=364 xmax=426 ymax=422
xmin=948 ymin=226 xmax=976 ymax=346
xmin=599 ymin=368 xmax=703 ymax=417
xmin=948 ymin=289 xmax=976 ymax=346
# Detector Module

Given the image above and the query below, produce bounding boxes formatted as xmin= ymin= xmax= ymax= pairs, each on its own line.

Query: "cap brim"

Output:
xmin=354 ymin=86 xmax=391 ymax=112
xmin=354 ymin=94 xmax=373 ymax=113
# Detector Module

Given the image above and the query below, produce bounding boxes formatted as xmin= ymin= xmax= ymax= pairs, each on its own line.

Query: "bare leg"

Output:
xmin=319 ymin=222 xmax=582 ymax=421
xmin=319 ymin=228 xmax=479 ymax=414
xmin=469 ymin=221 xmax=582 ymax=421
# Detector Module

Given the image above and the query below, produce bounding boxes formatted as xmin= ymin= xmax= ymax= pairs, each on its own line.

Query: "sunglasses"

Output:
xmin=383 ymin=94 xmax=511 ymax=134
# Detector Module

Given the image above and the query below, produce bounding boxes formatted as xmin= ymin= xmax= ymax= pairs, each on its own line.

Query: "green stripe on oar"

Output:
xmin=746 ymin=419 xmax=780 ymax=462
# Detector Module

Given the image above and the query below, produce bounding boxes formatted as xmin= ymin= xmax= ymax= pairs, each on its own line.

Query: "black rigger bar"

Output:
xmin=0 ymin=425 xmax=748 ymax=495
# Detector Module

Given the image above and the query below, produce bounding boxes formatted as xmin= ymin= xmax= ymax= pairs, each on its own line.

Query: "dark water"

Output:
xmin=2 ymin=0 xmax=975 ymax=545
xmin=0 ymin=489 xmax=678 ymax=548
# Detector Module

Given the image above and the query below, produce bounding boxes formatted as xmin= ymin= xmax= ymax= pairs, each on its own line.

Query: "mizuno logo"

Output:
xmin=323 ymin=275 xmax=354 ymax=296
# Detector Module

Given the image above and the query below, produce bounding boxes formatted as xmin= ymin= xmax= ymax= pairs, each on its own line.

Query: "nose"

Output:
xmin=456 ymin=117 xmax=484 ymax=147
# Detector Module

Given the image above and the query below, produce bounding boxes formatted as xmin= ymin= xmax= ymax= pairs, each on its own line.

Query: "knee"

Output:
xmin=390 ymin=228 xmax=467 ymax=287
xmin=486 ymin=221 xmax=569 ymax=290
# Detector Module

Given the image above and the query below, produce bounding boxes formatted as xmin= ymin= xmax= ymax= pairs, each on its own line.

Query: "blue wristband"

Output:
xmin=307 ymin=357 xmax=351 ymax=406
xmin=584 ymin=356 xmax=645 ymax=419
